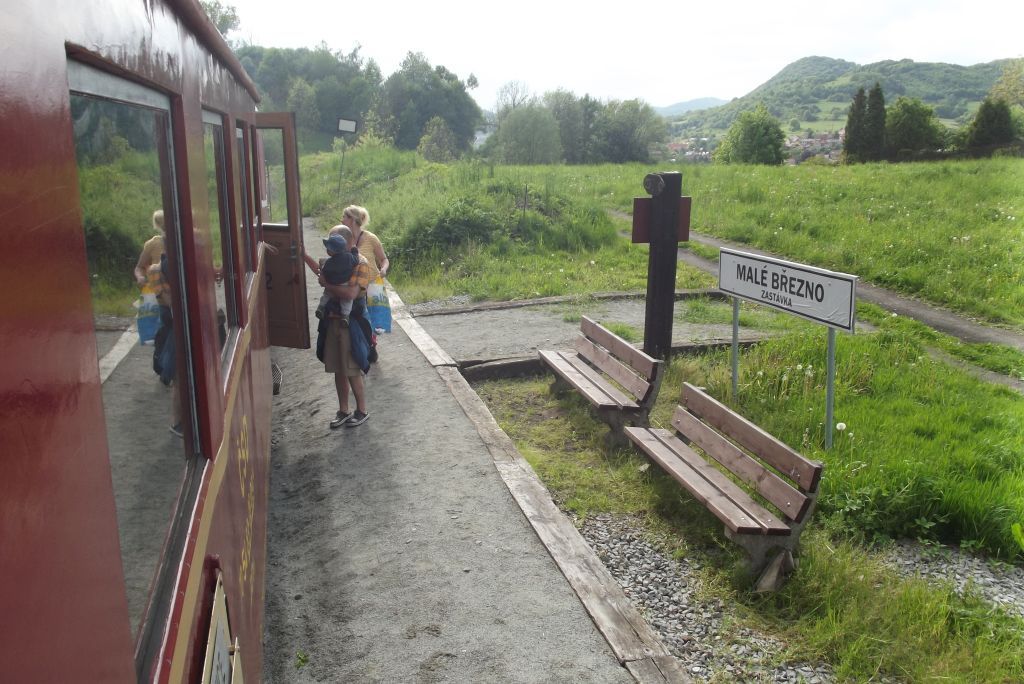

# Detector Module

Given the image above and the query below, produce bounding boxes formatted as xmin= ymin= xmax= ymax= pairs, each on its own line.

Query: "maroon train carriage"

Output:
xmin=0 ymin=1 xmax=310 ymax=681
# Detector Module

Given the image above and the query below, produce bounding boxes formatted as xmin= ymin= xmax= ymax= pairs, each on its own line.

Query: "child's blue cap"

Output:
xmin=323 ymin=234 xmax=347 ymax=254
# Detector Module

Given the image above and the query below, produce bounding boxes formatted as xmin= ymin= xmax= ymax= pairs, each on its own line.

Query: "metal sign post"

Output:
xmin=731 ymin=297 xmax=740 ymax=397
xmin=336 ymin=118 xmax=358 ymax=193
xmin=718 ymin=248 xmax=857 ymax=448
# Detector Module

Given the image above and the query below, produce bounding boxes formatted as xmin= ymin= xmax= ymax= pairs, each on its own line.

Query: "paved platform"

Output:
xmin=262 ymin=230 xmax=688 ymax=683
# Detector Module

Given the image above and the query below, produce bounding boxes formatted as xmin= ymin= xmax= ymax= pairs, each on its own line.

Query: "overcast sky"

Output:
xmin=230 ymin=0 xmax=1023 ymax=110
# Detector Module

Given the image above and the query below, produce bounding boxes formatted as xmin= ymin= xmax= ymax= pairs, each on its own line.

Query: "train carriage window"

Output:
xmin=67 ymin=60 xmax=201 ymax=652
xmin=202 ymin=112 xmax=238 ymax=356
xmin=257 ymin=127 xmax=290 ymax=224
xmin=234 ymin=124 xmax=255 ymax=276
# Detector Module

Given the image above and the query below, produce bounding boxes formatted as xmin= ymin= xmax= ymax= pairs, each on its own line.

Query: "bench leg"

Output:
xmin=754 ymin=549 xmax=795 ymax=592
xmin=549 ymin=376 xmax=570 ymax=395
xmin=726 ymin=531 xmax=798 ymax=592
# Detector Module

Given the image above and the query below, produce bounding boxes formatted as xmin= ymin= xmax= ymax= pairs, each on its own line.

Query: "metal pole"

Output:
xmin=731 ymin=297 xmax=739 ymax=397
xmin=825 ymin=327 xmax=836 ymax=449
xmin=336 ymin=144 xmax=346 ymax=194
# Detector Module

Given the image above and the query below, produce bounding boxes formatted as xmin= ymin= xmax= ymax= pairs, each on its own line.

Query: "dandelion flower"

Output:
xmin=836 ymin=422 xmax=847 ymax=431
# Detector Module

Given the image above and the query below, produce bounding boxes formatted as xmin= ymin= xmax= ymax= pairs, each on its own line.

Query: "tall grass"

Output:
xmin=300 ymin=155 xmax=1024 ymax=326
xmin=692 ymin=329 xmax=1024 ymax=560
xmin=475 ymin=354 xmax=1024 ymax=680
xmin=302 ymin=157 xmax=714 ymax=301
xmin=475 ymin=159 xmax=1024 ymax=328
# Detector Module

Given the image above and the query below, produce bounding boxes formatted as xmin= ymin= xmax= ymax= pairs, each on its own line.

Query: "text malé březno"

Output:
xmin=736 ymin=263 xmax=825 ymax=308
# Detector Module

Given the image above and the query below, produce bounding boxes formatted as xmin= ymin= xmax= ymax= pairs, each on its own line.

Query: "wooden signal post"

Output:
xmin=632 ymin=172 xmax=690 ymax=358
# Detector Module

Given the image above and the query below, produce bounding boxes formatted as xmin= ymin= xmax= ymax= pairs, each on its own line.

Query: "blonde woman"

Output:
xmin=341 ymin=205 xmax=389 ymax=281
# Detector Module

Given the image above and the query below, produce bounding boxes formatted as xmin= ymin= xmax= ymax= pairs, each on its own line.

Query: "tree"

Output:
xmin=494 ymin=105 xmax=562 ymax=164
xmin=543 ymin=90 xmax=586 ymax=163
xmin=374 ymin=52 xmax=481 ymax=151
xmin=495 ymin=81 xmax=532 ymax=122
xmin=255 ymin=48 xmax=292 ymax=107
xmin=200 ymin=1 xmax=239 ymax=37
xmin=843 ymin=87 xmax=867 ymax=162
xmin=591 ymin=99 xmax=667 ymax=163
xmin=417 ymin=116 xmax=458 ymax=162
xmin=286 ymin=78 xmax=320 ymax=134
xmin=864 ymin=82 xmax=886 ymax=161
xmin=989 ymin=58 xmax=1024 ymax=108
xmin=966 ymin=98 xmax=1016 ymax=148
xmin=885 ymin=96 xmax=945 ymax=155
xmin=713 ymin=103 xmax=785 ymax=165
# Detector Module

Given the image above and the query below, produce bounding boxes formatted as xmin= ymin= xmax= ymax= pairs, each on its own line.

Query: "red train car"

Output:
xmin=0 ymin=1 xmax=309 ymax=681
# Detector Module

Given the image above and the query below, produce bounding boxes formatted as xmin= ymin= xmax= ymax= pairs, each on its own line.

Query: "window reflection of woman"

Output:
xmin=132 ymin=209 xmax=183 ymax=437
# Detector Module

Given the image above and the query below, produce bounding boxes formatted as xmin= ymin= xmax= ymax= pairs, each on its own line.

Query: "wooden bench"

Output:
xmin=625 ymin=382 xmax=823 ymax=591
xmin=538 ymin=316 xmax=664 ymax=441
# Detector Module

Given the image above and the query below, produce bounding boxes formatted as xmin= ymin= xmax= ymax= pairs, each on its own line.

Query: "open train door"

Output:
xmin=256 ymin=112 xmax=310 ymax=349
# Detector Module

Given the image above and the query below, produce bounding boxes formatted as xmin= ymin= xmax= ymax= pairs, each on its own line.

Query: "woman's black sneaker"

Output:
xmin=345 ymin=410 xmax=369 ymax=427
xmin=330 ymin=411 xmax=351 ymax=429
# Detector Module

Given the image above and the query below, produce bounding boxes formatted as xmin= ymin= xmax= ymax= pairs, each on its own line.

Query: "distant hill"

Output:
xmin=655 ymin=97 xmax=728 ymax=117
xmin=672 ymin=56 xmax=1009 ymax=135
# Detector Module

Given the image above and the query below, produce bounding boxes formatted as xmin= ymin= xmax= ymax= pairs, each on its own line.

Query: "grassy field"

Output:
xmin=311 ymin=153 xmax=1024 ymax=328
xmin=306 ymin=150 xmax=1024 ymax=377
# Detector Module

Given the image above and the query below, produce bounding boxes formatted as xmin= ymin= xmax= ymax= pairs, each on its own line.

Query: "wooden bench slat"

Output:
xmin=626 ymin=427 xmax=790 ymax=536
xmin=672 ymin=408 xmax=812 ymax=523
xmin=681 ymin=383 xmax=823 ymax=492
xmin=564 ymin=353 xmax=638 ymax=409
xmin=574 ymin=335 xmax=651 ymax=402
xmin=645 ymin=428 xmax=792 ymax=536
xmin=538 ymin=350 xmax=619 ymax=408
xmin=580 ymin=316 xmax=658 ymax=378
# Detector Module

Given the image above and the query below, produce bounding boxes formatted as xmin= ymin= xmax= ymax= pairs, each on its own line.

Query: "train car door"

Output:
xmin=255 ymin=112 xmax=309 ymax=349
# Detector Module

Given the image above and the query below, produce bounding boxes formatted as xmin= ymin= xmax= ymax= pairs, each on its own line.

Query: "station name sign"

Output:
xmin=718 ymin=248 xmax=857 ymax=332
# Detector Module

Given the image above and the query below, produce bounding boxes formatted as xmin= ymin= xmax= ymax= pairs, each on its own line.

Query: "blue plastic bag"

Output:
xmin=366 ymin=277 xmax=391 ymax=333
xmin=136 ymin=294 xmax=160 ymax=345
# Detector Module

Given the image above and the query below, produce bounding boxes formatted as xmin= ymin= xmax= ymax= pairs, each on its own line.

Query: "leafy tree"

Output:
xmin=374 ymin=52 xmax=481 ymax=151
xmin=864 ymin=82 xmax=886 ymax=161
xmin=286 ymin=78 xmax=320 ymax=134
xmin=885 ymin=96 xmax=945 ymax=155
xmin=989 ymin=58 xmax=1024 ymax=108
xmin=543 ymin=90 xmax=586 ymax=163
xmin=254 ymin=48 xmax=292 ymax=107
xmin=843 ymin=87 xmax=867 ymax=162
xmin=789 ymin=118 xmax=801 ymax=132
xmin=714 ymin=103 xmax=785 ymax=165
xmin=494 ymin=105 xmax=562 ymax=164
xmin=966 ymin=98 xmax=1016 ymax=148
xmin=592 ymin=99 xmax=667 ymax=163
xmin=417 ymin=116 xmax=458 ymax=162
xmin=200 ymin=0 xmax=239 ymax=37
xmin=356 ymin=109 xmax=394 ymax=149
